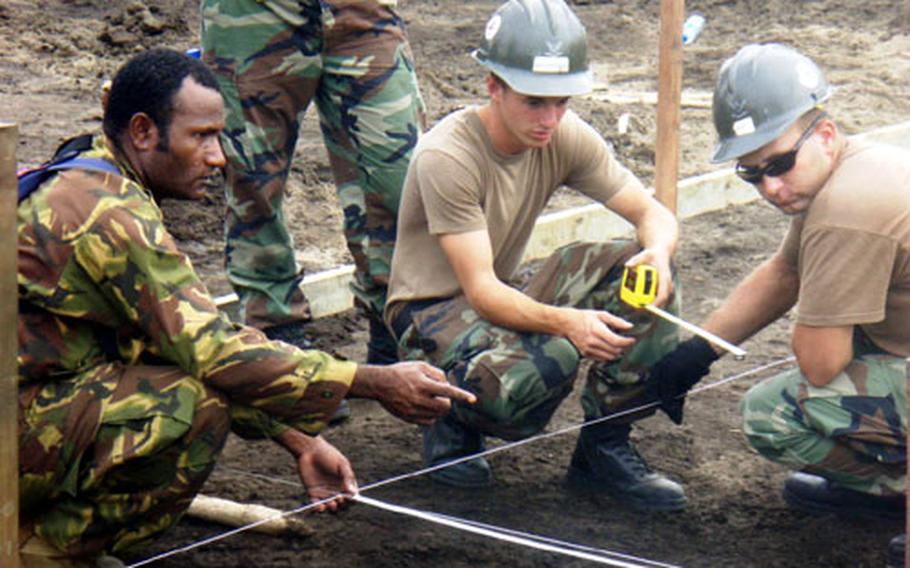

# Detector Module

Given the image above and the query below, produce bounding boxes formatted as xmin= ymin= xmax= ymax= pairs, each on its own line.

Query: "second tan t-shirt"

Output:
xmin=780 ymin=138 xmax=910 ymax=356
xmin=387 ymin=107 xmax=643 ymax=313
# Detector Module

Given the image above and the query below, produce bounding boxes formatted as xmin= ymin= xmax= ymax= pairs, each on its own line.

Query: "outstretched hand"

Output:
xmin=277 ymin=430 xmax=358 ymax=512
xmin=373 ymin=361 xmax=477 ymax=425
xmin=645 ymin=336 xmax=720 ymax=424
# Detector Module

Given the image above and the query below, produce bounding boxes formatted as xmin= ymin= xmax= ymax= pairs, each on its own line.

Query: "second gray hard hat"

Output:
xmin=711 ymin=43 xmax=832 ymax=163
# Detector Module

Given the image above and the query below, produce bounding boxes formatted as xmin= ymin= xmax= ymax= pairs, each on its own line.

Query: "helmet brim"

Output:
xmin=474 ymin=52 xmax=593 ymax=98
xmin=711 ymin=127 xmax=785 ymax=164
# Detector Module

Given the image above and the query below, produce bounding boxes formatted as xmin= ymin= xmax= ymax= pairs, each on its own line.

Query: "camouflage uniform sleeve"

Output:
xmin=71 ymin=176 xmax=356 ymax=435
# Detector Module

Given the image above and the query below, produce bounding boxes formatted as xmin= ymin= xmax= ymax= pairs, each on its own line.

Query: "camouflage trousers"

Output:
xmin=201 ymin=0 xmax=426 ymax=327
xmin=395 ymin=241 xmax=680 ymax=441
xmin=741 ymin=332 xmax=907 ymax=496
xmin=18 ymin=363 xmax=231 ymax=558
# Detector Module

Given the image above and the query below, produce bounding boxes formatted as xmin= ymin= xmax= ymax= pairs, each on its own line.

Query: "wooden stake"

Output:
xmin=0 ymin=122 xmax=19 ymax=568
xmin=655 ymin=0 xmax=685 ymax=213
xmin=187 ymin=494 xmax=313 ymax=538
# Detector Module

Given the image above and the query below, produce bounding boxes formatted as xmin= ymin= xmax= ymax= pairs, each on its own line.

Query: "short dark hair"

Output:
xmin=489 ymin=72 xmax=508 ymax=90
xmin=103 ymin=48 xmax=220 ymax=150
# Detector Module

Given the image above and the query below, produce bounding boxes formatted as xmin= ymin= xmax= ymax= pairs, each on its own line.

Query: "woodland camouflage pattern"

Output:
xmin=742 ymin=333 xmax=907 ymax=496
xmin=17 ymin=135 xmax=356 ymax=556
xmin=201 ymin=0 xmax=425 ymax=327
xmin=396 ymin=241 xmax=680 ymax=440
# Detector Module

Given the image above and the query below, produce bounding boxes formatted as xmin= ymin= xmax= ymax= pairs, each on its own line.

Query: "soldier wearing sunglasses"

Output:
xmin=642 ymin=43 xmax=909 ymax=533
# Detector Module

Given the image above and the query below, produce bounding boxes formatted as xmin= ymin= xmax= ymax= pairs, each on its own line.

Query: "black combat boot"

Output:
xmin=888 ymin=534 xmax=906 ymax=568
xmin=422 ymin=412 xmax=491 ymax=488
xmin=567 ymin=422 xmax=686 ymax=511
xmin=783 ymin=472 xmax=905 ymax=520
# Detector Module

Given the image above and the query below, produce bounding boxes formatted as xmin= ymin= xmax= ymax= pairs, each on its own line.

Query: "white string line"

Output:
xmin=184 ymin=470 xmax=682 ymax=566
xmin=353 ymin=494 xmax=679 ymax=568
xmin=410 ymin=507 xmax=680 ymax=568
xmin=184 ymin=472 xmax=681 ymax=567
xmin=360 ymin=356 xmax=797 ymax=492
xmin=127 ymin=355 xmax=796 ymax=567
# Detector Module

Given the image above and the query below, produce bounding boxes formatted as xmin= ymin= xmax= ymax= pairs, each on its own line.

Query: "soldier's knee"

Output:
xmin=741 ymin=377 xmax=817 ymax=461
xmin=523 ymin=337 xmax=581 ymax=388
xmin=741 ymin=380 xmax=782 ymax=435
xmin=741 ymin=377 xmax=777 ymax=410
xmin=472 ymin=343 xmax=579 ymax=438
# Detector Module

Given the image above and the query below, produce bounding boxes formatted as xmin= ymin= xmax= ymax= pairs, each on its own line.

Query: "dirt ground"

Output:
xmin=4 ymin=0 xmax=910 ymax=566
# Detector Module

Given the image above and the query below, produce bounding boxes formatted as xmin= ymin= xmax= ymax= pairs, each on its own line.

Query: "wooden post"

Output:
xmin=0 ymin=122 xmax=19 ymax=567
xmin=655 ymin=0 xmax=685 ymax=213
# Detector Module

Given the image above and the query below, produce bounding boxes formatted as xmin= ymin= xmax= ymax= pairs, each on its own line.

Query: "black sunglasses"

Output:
xmin=735 ymin=112 xmax=826 ymax=185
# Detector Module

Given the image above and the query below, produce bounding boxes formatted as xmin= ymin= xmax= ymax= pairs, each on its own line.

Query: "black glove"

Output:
xmin=645 ymin=336 xmax=720 ymax=424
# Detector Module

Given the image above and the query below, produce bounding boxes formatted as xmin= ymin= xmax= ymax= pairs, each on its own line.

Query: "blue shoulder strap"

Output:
xmin=18 ymin=157 xmax=120 ymax=203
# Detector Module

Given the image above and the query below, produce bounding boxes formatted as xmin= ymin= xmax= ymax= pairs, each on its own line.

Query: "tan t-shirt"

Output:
xmin=387 ymin=107 xmax=643 ymax=313
xmin=780 ymin=138 xmax=910 ymax=356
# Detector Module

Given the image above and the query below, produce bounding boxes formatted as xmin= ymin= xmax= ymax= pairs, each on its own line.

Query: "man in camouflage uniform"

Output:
xmin=646 ymin=44 xmax=907 ymax=523
xmin=201 ymin=0 xmax=425 ymax=364
xmin=17 ymin=49 xmax=471 ymax=567
xmin=385 ymin=0 xmax=687 ymax=511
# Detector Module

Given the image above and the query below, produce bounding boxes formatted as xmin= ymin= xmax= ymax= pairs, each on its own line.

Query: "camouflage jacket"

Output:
xmin=17 ymin=135 xmax=355 ymax=435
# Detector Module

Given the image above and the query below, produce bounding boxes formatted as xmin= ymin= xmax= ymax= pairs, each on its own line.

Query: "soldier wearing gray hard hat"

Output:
xmin=644 ymin=43 xmax=909 ymax=541
xmin=386 ymin=0 xmax=689 ymax=511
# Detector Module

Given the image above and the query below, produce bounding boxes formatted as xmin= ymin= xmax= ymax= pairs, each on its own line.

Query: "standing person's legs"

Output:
xmin=317 ymin=0 xmax=426 ymax=364
xmin=742 ymin=347 xmax=906 ymax=517
xmin=202 ymin=0 xmax=322 ymax=330
xmin=19 ymin=364 xmax=231 ymax=559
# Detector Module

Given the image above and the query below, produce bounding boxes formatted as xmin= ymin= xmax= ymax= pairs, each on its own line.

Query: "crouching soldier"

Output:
xmin=17 ymin=48 xmax=472 ymax=567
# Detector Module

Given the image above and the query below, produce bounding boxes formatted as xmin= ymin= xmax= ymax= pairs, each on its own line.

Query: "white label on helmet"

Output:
xmin=485 ymin=15 xmax=502 ymax=42
xmin=733 ymin=116 xmax=756 ymax=136
xmin=796 ymin=59 xmax=820 ymax=90
xmin=533 ymin=55 xmax=570 ymax=74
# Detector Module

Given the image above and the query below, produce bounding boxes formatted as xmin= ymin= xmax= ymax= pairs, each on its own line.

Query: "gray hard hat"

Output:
xmin=711 ymin=43 xmax=833 ymax=163
xmin=472 ymin=0 xmax=593 ymax=97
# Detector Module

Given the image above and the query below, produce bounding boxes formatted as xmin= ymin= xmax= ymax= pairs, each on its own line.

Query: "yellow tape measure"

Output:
xmin=620 ymin=265 xmax=658 ymax=308
xmin=618 ymin=264 xmax=748 ymax=359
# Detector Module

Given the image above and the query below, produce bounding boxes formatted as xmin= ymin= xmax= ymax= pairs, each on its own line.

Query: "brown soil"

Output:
xmin=4 ymin=1 xmax=909 ymax=566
